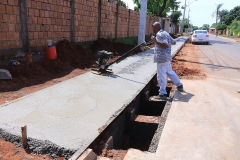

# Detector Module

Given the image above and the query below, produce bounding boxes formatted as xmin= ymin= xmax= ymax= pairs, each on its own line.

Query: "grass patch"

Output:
xmin=114 ymin=37 xmax=138 ymax=46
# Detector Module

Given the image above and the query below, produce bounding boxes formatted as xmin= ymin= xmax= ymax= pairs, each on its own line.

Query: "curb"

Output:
xmin=218 ymin=36 xmax=240 ymax=43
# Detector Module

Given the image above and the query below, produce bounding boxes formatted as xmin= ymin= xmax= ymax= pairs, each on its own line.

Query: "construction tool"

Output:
xmin=92 ymin=41 xmax=153 ymax=75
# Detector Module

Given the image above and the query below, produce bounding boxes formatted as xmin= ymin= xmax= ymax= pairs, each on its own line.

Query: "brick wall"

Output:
xmin=74 ymin=0 xmax=98 ymax=42
xmin=27 ymin=0 xmax=71 ymax=48
xmin=0 ymin=0 xmax=159 ymax=56
xmin=117 ymin=6 xmax=128 ymax=38
xmin=129 ymin=10 xmax=139 ymax=37
xmin=0 ymin=0 xmax=22 ymax=50
xmin=100 ymin=1 xmax=116 ymax=39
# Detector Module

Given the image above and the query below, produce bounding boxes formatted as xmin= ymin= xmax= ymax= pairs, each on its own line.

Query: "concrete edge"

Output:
xmin=75 ymin=149 xmax=97 ymax=160
xmin=148 ymin=87 xmax=176 ymax=153
xmin=218 ymin=35 xmax=240 ymax=43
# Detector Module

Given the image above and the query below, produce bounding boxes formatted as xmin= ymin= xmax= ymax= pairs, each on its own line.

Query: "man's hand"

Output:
xmin=151 ymin=36 xmax=168 ymax=48
xmin=151 ymin=36 xmax=156 ymax=43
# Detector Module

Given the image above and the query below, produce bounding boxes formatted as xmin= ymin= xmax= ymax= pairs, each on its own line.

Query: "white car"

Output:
xmin=191 ymin=30 xmax=209 ymax=45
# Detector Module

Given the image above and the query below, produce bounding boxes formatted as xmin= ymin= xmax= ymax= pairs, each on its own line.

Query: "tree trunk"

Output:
xmin=158 ymin=0 xmax=168 ymax=17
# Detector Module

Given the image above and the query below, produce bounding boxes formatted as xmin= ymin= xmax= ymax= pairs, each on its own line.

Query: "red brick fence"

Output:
xmin=0 ymin=0 xmax=159 ymax=57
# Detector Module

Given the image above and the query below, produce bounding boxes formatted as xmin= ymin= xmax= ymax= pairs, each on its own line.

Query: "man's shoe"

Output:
xmin=177 ymin=85 xmax=184 ymax=92
xmin=153 ymin=94 xmax=167 ymax=101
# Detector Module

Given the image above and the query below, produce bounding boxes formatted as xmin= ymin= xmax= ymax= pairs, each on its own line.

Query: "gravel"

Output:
xmin=0 ymin=128 xmax=76 ymax=159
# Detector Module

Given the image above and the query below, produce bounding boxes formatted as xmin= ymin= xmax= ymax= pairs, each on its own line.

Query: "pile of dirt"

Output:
xmin=91 ymin=38 xmax=142 ymax=56
xmin=0 ymin=39 xmax=95 ymax=92
xmin=56 ymin=39 xmax=95 ymax=67
xmin=172 ymin=60 xmax=202 ymax=78
xmin=101 ymin=149 xmax=127 ymax=160
xmin=172 ymin=43 xmax=206 ymax=79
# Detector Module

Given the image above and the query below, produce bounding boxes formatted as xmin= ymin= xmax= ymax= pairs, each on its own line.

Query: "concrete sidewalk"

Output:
xmin=0 ymin=38 xmax=187 ymax=155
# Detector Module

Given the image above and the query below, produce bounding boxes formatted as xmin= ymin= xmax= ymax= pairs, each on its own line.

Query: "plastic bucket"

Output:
xmin=46 ymin=46 xmax=57 ymax=60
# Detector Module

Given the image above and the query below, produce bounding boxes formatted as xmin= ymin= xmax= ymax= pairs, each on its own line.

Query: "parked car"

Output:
xmin=191 ymin=30 xmax=209 ymax=45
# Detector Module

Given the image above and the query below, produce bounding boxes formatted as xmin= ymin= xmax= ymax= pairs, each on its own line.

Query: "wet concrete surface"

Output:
xmin=124 ymin=35 xmax=240 ymax=160
xmin=0 ymin=38 xmax=187 ymax=157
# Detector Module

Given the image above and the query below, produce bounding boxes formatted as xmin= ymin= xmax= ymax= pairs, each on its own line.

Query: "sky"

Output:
xmin=122 ymin=0 xmax=240 ymax=27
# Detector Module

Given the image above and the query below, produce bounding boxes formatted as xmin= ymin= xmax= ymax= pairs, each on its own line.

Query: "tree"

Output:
xmin=178 ymin=18 xmax=190 ymax=28
xmin=133 ymin=0 xmax=180 ymax=17
xmin=218 ymin=9 xmax=229 ymax=22
xmin=202 ymin=24 xmax=210 ymax=30
xmin=119 ymin=0 xmax=127 ymax=8
xmin=222 ymin=6 xmax=240 ymax=25
xmin=228 ymin=19 xmax=240 ymax=36
xmin=211 ymin=23 xmax=217 ymax=28
xmin=170 ymin=11 xmax=182 ymax=24
xmin=212 ymin=3 xmax=224 ymax=26
xmin=216 ymin=23 xmax=227 ymax=30
xmin=192 ymin=26 xmax=198 ymax=31
xmin=105 ymin=0 xmax=127 ymax=8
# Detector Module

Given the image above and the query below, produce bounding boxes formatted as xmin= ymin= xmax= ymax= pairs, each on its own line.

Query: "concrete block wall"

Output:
xmin=0 ymin=0 xmax=22 ymax=50
xmin=26 ymin=0 xmax=71 ymax=48
xmin=100 ymin=1 xmax=116 ymax=39
xmin=117 ymin=6 xmax=128 ymax=38
xmin=129 ymin=10 xmax=139 ymax=37
xmin=0 ymin=0 xmax=159 ymax=57
xmin=74 ymin=0 xmax=98 ymax=42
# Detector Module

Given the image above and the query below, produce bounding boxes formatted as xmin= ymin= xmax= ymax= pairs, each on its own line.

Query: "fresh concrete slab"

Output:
xmin=0 ymin=38 xmax=187 ymax=156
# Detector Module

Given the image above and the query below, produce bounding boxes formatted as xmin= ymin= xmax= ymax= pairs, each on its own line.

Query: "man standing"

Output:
xmin=151 ymin=22 xmax=183 ymax=100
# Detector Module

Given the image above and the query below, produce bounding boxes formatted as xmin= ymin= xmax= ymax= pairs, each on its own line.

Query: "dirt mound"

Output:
xmin=92 ymin=38 xmax=141 ymax=56
xmin=172 ymin=60 xmax=202 ymax=78
xmin=0 ymin=39 xmax=95 ymax=92
xmin=172 ymin=44 xmax=206 ymax=79
xmin=56 ymin=39 xmax=95 ymax=67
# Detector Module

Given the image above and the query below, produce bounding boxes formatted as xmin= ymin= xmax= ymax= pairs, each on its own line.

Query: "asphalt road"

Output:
xmin=197 ymin=35 xmax=240 ymax=79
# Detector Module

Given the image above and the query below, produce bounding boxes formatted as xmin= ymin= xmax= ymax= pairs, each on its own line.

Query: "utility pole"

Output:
xmin=180 ymin=0 xmax=187 ymax=35
xmin=138 ymin=0 xmax=148 ymax=44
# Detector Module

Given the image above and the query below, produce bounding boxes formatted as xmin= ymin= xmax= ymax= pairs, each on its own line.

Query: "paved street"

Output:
xmin=124 ymin=35 xmax=240 ymax=160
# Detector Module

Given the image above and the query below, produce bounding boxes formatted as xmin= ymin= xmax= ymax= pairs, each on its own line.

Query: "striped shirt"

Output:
xmin=154 ymin=30 xmax=175 ymax=63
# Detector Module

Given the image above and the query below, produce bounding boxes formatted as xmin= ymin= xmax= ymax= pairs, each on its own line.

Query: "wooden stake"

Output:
xmin=21 ymin=125 xmax=27 ymax=148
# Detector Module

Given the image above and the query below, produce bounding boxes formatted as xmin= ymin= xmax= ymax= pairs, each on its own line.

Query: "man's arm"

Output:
xmin=170 ymin=36 xmax=176 ymax=45
xmin=151 ymin=36 xmax=168 ymax=48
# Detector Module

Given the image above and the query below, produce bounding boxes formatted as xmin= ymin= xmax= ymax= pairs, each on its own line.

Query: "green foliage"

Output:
xmin=216 ymin=23 xmax=227 ymax=30
xmin=170 ymin=11 xmax=182 ymax=24
xmin=119 ymin=0 xmax=127 ymax=8
xmin=133 ymin=0 xmax=180 ymax=17
xmin=219 ymin=9 xmax=229 ymax=22
xmin=202 ymin=24 xmax=210 ymax=30
xmin=228 ymin=19 xmax=240 ymax=37
xmin=178 ymin=18 xmax=190 ymax=28
xmin=114 ymin=37 xmax=138 ymax=45
xmin=192 ymin=26 xmax=198 ymax=31
xmin=104 ymin=0 xmax=127 ymax=8
xmin=211 ymin=23 xmax=217 ymax=28
xmin=222 ymin=6 xmax=240 ymax=25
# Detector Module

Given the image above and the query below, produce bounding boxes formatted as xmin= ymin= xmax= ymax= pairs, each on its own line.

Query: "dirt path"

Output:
xmin=172 ymin=43 xmax=206 ymax=80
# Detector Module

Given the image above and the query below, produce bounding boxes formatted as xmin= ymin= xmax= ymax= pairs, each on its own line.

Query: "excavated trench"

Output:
xmin=85 ymin=75 xmax=175 ymax=158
